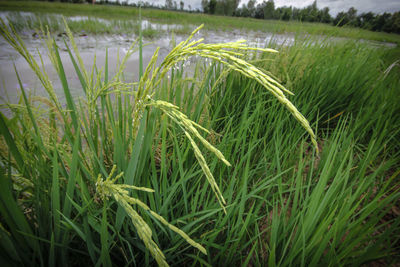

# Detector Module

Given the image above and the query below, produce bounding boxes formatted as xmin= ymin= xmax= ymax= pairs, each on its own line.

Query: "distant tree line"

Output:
xmin=201 ymin=0 xmax=240 ymax=16
xmin=202 ymin=0 xmax=400 ymax=34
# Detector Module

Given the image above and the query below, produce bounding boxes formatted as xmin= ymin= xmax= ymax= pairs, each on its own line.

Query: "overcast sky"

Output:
xmin=126 ymin=0 xmax=400 ymax=16
xmin=243 ymin=0 xmax=400 ymax=15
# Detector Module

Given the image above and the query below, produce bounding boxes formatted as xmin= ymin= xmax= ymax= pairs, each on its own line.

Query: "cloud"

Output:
xmin=241 ymin=0 xmax=400 ymax=15
xmin=318 ymin=0 xmax=400 ymax=15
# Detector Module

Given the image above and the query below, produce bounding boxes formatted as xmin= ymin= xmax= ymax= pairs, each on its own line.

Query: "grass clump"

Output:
xmin=95 ymin=165 xmax=206 ymax=266
xmin=0 ymin=18 xmax=318 ymax=266
xmin=204 ymin=38 xmax=400 ymax=265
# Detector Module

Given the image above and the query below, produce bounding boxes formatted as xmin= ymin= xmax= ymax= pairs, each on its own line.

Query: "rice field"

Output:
xmin=0 ymin=3 xmax=399 ymax=266
xmin=2 ymin=1 xmax=400 ymax=44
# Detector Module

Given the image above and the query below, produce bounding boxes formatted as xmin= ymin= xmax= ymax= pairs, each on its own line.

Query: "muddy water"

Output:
xmin=0 ymin=26 xmax=296 ymax=104
xmin=0 ymin=34 xmax=173 ymax=104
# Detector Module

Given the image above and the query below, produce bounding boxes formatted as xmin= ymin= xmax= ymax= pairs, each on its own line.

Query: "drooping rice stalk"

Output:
xmin=96 ymin=165 xmax=206 ymax=266
xmin=130 ymin=24 xmax=318 ymax=212
xmin=0 ymin=18 xmax=318 ymax=266
xmin=136 ymin=25 xmax=318 ymax=155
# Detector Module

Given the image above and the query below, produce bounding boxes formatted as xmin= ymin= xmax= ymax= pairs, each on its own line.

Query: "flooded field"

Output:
xmin=1 ymin=11 xmax=396 ymax=105
xmin=0 ymin=31 xmax=283 ymax=103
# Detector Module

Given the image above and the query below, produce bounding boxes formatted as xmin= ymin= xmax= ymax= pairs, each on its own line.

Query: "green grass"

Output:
xmin=0 ymin=16 xmax=400 ymax=267
xmin=2 ymin=10 xmax=163 ymax=38
xmin=1 ymin=0 xmax=400 ymax=44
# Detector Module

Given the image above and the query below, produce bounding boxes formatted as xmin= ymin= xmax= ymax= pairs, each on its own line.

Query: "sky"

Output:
xmin=243 ymin=0 xmax=400 ymax=16
xmin=124 ymin=0 xmax=400 ymax=16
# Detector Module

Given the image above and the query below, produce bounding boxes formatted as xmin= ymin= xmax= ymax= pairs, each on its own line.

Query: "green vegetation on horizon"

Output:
xmin=203 ymin=0 xmax=400 ymax=34
xmin=1 ymin=0 xmax=400 ymax=44
xmin=0 ymin=14 xmax=400 ymax=267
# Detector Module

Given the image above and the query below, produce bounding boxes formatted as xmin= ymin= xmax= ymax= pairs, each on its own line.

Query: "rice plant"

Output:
xmin=204 ymin=38 xmax=400 ymax=265
xmin=0 ymin=18 xmax=318 ymax=266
